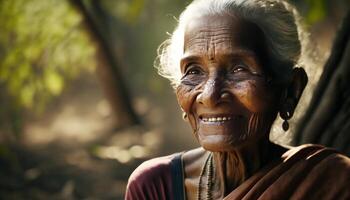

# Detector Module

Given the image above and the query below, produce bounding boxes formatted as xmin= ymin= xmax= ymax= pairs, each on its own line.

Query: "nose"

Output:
xmin=196 ymin=76 xmax=226 ymax=107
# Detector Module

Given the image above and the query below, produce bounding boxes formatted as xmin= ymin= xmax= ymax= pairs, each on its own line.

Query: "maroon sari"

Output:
xmin=125 ymin=144 xmax=350 ymax=200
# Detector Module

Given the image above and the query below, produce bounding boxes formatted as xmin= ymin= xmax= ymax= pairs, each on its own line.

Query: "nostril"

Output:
xmin=196 ymin=80 xmax=223 ymax=107
xmin=196 ymin=93 xmax=204 ymax=104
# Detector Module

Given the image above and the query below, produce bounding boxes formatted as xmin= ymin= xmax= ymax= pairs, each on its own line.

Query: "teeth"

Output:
xmin=202 ymin=116 xmax=232 ymax=122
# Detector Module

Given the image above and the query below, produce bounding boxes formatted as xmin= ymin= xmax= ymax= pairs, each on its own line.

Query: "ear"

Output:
xmin=280 ymin=67 xmax=308 ymax=120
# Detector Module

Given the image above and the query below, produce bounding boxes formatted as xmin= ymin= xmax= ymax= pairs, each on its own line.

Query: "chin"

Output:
xmin=198 ymin=134 xmax=246 ymax=152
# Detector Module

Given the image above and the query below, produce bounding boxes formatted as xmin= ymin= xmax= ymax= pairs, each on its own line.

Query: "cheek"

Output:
xmin=176 ymin=84 xmax=200 ymax=134
xmin=232 ymin=80 xmax=275 ymax=112
xmin=176 ymin=84 xmax=198 ymax=113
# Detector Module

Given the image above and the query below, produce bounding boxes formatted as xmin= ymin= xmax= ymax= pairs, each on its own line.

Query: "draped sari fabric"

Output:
xmin=125 ymin=144 xmax=350 ymax=200
xmin=225 ymin=144 xmax=350 ymax=200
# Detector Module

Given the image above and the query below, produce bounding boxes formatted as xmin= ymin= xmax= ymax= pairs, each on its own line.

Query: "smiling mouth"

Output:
xmin=199 ymin=116 xmax=233 ymax=123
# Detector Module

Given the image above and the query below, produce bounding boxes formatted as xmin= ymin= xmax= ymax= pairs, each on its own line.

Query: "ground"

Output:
xmin=0 ymin=72 xmax=197 ymax=199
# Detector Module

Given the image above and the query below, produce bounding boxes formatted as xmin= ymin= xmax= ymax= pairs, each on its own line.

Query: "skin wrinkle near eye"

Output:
xmin=176 ymin=82 xmax=203 ymax=129
xmin=181 ymin=60 xmax=265 ymax=86
xmin=186 ymin=62 xmax=206 ymax=73
xmin=181 ymin=77 xmax=204 ymax=87
xmin=180 ymin=68 xmax=266 ymax=90
xmin=180 ymin=51 xmax=261 ymax=74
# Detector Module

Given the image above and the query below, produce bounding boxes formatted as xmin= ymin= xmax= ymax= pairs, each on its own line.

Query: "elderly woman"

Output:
xmin=125 ymin=0 xmax=350 ymax=199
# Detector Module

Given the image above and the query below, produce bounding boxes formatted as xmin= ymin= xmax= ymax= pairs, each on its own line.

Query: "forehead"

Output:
xmin=183 ymin=14 xmax=267 ymax=59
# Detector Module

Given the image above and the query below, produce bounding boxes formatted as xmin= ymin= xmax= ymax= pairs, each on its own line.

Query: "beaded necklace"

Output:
xmin=197 ymin=152 xmax=214 ymax=200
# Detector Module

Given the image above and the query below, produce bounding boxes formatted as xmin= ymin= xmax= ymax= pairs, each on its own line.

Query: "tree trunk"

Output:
xmin=69 ymin=0 xmax=141 ymax=127
xmin=294 ymin=12 xmax=350 ymax=156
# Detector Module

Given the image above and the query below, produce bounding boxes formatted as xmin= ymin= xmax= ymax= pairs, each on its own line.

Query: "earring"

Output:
xmin=282 ymin=120 xmax=289 ymax=131
xmin=281 ymin=97 xmax=295 ymax=132
xmin=182 ymin=112 xmax=188 ymax=121
xmin=282 ymin=111 xmax=291 ymax=131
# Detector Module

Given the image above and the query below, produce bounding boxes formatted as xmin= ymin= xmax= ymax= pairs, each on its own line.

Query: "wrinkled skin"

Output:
xmin=176 ymin=14 xmax=281 ymax=152
xmin=177 ymin=14 xmax=307 ymax=199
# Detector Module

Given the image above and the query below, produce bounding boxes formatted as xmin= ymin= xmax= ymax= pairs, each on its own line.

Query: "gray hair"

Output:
xmin=156 ymin=0 xmax=308 ymax=88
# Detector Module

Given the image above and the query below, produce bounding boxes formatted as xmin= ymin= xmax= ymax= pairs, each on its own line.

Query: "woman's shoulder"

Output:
xmin=125 ymin=151 xmax=186 ymax=200
xmin=225 ymin=143 xmax=350 ymax=200
xmin=127 ymin=147 xmax=206 ymax=184
xmin=127 ymin=153 xmax=181 ymax=185
xmin=282 ymin=143 xmax=349 ymax=158
xmin=280 ymin=143 xmax=350 ymax=169
xmin=279 ymin=144 xmax=350 ymax=198
xmin=269 ymin=143 xmax=350 ymax=173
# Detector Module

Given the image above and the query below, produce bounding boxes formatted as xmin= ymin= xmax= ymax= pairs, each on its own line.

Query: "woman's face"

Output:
xmin=176 ymin=14 xmax=282 ymax=152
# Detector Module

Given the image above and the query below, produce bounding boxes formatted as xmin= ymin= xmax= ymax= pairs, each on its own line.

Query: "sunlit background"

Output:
xmin=0 ymin=0 xmax=348 ymax=199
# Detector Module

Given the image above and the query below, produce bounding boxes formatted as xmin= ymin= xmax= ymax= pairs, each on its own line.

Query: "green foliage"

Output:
xmin=96 ymin=0 xmax=187 ymax=95
xmin=107 ymin=0 xmax=145 ymax=24
xmin=294 ymin=0 xmax=350 ymax=25
xmin=0 ymin=0 xmax=96 ymax=111
xmin=304 ymin=0 xmax=327 ymax=24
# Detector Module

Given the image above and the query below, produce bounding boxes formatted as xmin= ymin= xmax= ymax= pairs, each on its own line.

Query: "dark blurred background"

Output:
xmin=0 ymin=0 xmax=349 ymax=199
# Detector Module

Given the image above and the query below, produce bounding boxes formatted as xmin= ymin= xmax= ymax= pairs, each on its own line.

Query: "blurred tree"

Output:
xmin=97 ymin=0 xmax=187 ymax=93
xmin=69 ymin=0 xmax=141 ymax=127
xmin=0 ymin=0 xmax=97 ymax=136
xmin=0 ymin=0 xmax=96 ymax=110
xmin=293 ymin=0 xmax=349 ymax=25
xmin=69 ymin=0 xmax=188 ymax=127
xmin=294 ymin=12 xmax=350 ymax=156
xmin=0 ymin=0 xmax=146 ymax=135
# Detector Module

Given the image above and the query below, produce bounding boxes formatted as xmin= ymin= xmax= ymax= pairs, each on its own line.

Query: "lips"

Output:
xmin=196 ymin=112 xmax=248 ymax=147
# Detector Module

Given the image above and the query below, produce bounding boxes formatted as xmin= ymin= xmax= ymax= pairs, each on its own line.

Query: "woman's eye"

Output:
xmin=185 ymin=65 xmax=203 ymax=75
xmin=231 ymin=65 xmax=247 ymax=73
xmin=188 ymin=68 xmax=201 ymax=74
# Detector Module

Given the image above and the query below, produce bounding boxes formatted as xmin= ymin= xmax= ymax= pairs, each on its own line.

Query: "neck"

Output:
xmin=212 ymin=137 xmax=272 ymax=197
